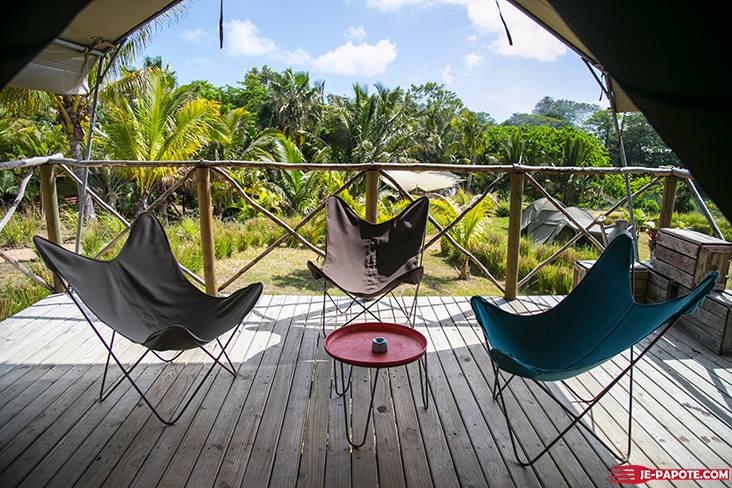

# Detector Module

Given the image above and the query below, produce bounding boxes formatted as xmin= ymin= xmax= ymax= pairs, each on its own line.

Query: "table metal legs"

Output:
xmin=333 ymin=356 xmax=428 ymax=448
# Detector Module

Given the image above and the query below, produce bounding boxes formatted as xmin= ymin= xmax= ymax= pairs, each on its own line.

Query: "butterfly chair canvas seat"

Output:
xmin=33 ymin=213 xmax=263 ymax=424
xmin=471 ymin=232 xmax=717 ymax=465
xmin=308 ymin=196 xmax=429 ymax=332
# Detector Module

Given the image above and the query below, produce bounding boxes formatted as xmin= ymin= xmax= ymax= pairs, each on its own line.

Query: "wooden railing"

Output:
xmin=2 ymin=155 xmax=723 ymax=300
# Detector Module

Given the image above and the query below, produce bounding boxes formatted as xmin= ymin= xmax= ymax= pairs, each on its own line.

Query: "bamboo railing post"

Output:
xmin=196 ymin=166 xmax=217 ymax=296
xmin=658 ymin=175 xmax=678 ymax=229
xmin=365 ymin=170 xmax=379 ymax=223
xmin=39 ymin=164 xmax=63 ymax=292
xmin=505 ymin=171 xmax=524 ymax=301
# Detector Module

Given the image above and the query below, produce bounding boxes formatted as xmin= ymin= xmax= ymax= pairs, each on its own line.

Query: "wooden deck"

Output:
xmin=1 ymin=293 xmax=731 ymax=487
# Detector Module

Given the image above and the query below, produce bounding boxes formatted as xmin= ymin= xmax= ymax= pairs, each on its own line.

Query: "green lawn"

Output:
xmin=216 ymin=245 xmax=504 ymax=298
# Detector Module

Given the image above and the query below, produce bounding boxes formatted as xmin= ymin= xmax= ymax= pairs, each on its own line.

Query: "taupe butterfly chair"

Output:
xmin=33 ymin=213 xmax=263 ymax=425
xmin=308 ymin=196 xmax=430 ymax=335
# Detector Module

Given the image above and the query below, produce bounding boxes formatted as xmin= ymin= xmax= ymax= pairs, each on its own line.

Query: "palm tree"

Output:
xmin=0 ymin=4 xmax=188 ymax=220
xmin=100 ymin=66 xmax=220 ymax=214
xmin=409 ymin=82 xmax=463 ymax=165
xmin=490 ymin=132 xmax=531 ymax=166
xmin=558 ymin=134 xmax=595 ymax=205
xmin=432 ymin=190 xmax=496 ymax=279
xmin=258 ymin=68 xmax=324 ymax=140
xmin=324 ymin=83 xmax=416 ymax=165
xmin=259 ymin=138 xmax=322 ymax=216
xmin=447 ymin=109 xmax=491 ymax=191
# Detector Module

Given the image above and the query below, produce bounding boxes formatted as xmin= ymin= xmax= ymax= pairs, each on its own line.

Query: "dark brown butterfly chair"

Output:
xmin=308 ymin=196 xmax=429 ymax=334
xmin=33 ymin=213 xmax=263 ymax=425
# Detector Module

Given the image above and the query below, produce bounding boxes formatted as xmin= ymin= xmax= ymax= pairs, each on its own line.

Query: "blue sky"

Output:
xmin=140 ymin=0 xmax=609 ymax=123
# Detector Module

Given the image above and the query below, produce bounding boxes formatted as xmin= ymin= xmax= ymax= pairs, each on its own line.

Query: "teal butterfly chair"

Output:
xmin=471 ymin=232 xmax=717 ymax=465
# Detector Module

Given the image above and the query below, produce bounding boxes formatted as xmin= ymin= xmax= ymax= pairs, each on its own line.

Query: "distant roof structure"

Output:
xmin=384 ymin=170 xmax=463 ymax=193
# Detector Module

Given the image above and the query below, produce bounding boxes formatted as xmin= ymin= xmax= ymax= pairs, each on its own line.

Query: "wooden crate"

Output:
xmin=652 ymin=228 xmax=731 ymax=291
xmin=644 ymin=265 xmax=679 ymax=303
xmin=573 ymin=259 xmax=648 ymax=303
xmin=675 ymin=287 xmax=732 ymax=355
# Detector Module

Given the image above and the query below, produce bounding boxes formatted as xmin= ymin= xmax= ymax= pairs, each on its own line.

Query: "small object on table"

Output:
xmin=372 ymin=336 xmax=388 ymax=352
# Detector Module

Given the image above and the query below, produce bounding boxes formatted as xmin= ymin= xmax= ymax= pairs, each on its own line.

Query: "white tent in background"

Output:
xmin=520 ymin=198 xmax=606 ymax=246
xmin=384 ymin=170 xmax=462 ymax=194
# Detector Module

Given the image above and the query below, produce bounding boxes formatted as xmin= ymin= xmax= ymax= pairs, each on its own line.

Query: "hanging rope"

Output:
xmin=219 ymin=0 xmax=225 ymax=49
xmin=495 ymin=0 xmax=513 ymax=45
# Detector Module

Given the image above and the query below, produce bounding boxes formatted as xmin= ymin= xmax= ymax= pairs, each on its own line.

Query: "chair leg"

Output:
xmin=67 ymin=287 xmax=242 ymax=425
xmin=493 ymin=363 xmax=634 ymax=466
xmin=318 ymin=279 xmax=423 ymax=333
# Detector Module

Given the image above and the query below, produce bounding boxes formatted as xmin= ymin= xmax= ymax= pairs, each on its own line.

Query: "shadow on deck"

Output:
xmin=1 ymin=294 xmax=731 ymax=487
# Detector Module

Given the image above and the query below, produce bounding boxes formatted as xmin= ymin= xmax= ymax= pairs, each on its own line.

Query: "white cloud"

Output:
xmin=365 ymin=0 xmax=567 ymax=61
xmin=312 ymin=40 xmax=397 ymax=76
xmin=442 ymin=65 xmax=453 ymax=84
xmin=185 ymin=57 xmax=214 ymax=66
xmin=348 ymin=25 xmax=368 ymax=42
xmin=224 ymin=19 xmax=276 ymax=57
xmin=462 ymin=0 xmax=566 ymax=61
xmin=465 ymin=50 xmax=483 ymax=69
xmin=275 ymin=47 xmax=315 ymax=66
xmin=180 ymin=28 xmax=211 ymax=44
xmin=366 ymin=0 xmax=430 ymax=10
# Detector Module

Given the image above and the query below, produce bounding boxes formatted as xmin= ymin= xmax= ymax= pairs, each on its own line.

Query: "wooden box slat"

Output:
xmin=675 ymin=287 xmax=732 ymax=355
xmin=573 ymin=259 xmax=648 ymax=303
xmin=653 ymin=228 xmax=731 ymax=291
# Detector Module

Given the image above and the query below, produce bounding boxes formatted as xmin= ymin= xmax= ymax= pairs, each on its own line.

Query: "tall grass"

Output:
xmin=0 ymin=262 xmax=52 ymax=322
xmin=443 ymin=231 xmax=600 ymax=295
xmin=671 ymin=211 xmax=732 ymax=241
xmin=0 ymin=210 xmax=44 ymax=248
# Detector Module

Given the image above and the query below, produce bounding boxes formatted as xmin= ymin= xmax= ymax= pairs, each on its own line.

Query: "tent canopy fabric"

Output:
xmin=383 ymin=170 xmax=462 ymax=193
xmin=506 ymin=0 xmax=637 ymax=113
xmin=507 ymin=0 xmax=731 ymax=221
xmin=520 ymin=198 xmax=604 ymax=246
xmin=3 ymin=0 xmax=184 ymax=94
xmin=2 ymin=1 xmax=731 ymax=219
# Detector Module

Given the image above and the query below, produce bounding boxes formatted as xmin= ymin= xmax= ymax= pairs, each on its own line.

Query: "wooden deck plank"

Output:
xmin=1 ymin=294 xmax=732 ymax=487
xmin=292 ymin=329 xmax=330 ymax=488
xmin=181 ymin=295 xmax=278 ymax=488
xmin=418 ymin=297 xmax=491 ymax=487
xmin=424 ymin=296 xmax=523 ymax=486
xmin=39 ymin=363 xmax=168 ymax=487
xmin=371 ymin=299 xmax=407 ymax=488
xmin=379 ymin=298 xmax=434 ymax=488
xmin=319 ymin=296 xmax=351 ymax=488
xmin=240 ymin=296 xmax=311 ymax=487
xmin=438 ymin=296 xmax=547 ymax=488
xmin=211 ymin=295 xmax=298 ymax=488
xmin=436 ymin=297 xmax=572 ymax=488
xmin=269 ymin=298 xmax=321 ymax=488
xmin=152 ymin=296 xmax=273 ymax=488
